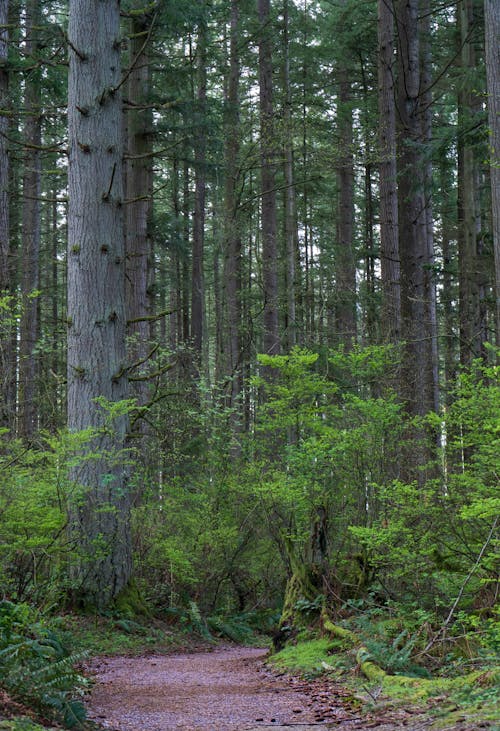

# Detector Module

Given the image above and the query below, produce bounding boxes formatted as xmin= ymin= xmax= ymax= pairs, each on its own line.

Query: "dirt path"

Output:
xmin=87 ymin=646 xmax=346 ymax=731
xmin=86 ymin=647 xmax=435 ymax=731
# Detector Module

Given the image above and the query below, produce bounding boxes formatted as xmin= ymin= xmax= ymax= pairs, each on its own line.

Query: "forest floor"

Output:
xmin=84 ymin=646 xmax=488 ymax=731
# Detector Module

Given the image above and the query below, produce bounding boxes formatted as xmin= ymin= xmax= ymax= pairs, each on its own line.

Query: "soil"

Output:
xmin=85 ymin=646 xmax=441 ymax=731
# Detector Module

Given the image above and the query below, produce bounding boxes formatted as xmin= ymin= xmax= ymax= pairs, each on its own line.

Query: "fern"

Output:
xmin=364 ymin=629 xmax=430 ymax=678
xmin=186 ymin=601 xmax=213 ymax=641
xmin=0 ymin=601 xmax=89 ymax=728
xmin=207 ymin=615 xmax=254 ymax=644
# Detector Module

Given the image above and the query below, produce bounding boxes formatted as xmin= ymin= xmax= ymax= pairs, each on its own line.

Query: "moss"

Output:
xmin=270 ymin=638 xmax=340 ymax=674
xmin=113 ymin=579 xmax=151 ymax=618
xmin=321 ymin=611 xmax=359 ymax=645
xmin=280 ymin=571 xmax=319 ymax=628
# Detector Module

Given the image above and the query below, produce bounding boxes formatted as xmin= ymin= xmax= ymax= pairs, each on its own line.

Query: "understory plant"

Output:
xmin=0 ymin=601 xmax=88 ymax=728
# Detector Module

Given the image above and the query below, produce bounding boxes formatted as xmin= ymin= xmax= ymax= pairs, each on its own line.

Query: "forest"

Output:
xmin=0 ymin=0 xmax=499 ymax=729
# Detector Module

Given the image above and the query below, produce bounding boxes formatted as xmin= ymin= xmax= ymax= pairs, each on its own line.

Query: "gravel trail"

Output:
xmin=86 ymin=646 xmax=460 ymax=731
xmin=87 ymin=646 xmax=339 ymax=730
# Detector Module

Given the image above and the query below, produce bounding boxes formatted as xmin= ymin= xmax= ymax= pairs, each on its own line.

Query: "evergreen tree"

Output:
xmin=67 ymin=0 xmax=131 ymax=608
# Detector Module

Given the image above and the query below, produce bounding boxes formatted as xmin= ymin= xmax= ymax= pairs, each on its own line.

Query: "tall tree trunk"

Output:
xmin=125 ymin=9 xmax=153 ymax=428
xmin=485 ymin=0 xmax=500 ymax=349
xmin=18 ymin=0 xmax=41 ymax=439
xmin=258 ymin=0 xmax=280 ymax=358
xmin=283 ymin=0 xmax=298 ymax=349
xmin=420 ymin=0 xmax=439 ymax=412
xmin=0 ymin=0 xmax=14 ymax=431
xmin=169 ymin=156 xmax=181 ymax=354
xmin=364 ymin=161 xmax=376 ymax=342
xmin=439 ymin=158 xmax=457 ymax=399
xmin=191 ymin=14 xmax=207 ymax=364
xmin=395 ymin=0 xmax=436 ymax=417
xmin=377 ymin=0 xmax=400 ymax=344
xmin=458 ymin=0 xmax=487 ymax=364
xmin=67 ymin=0 xmax=131 ymax=609
xmin=0 ymin=0 xmax=7 ymax=297
xmin=182 ymin=155 xmax=191 ymax=348
xmin=335 ymin=64 xmax=356 ymax=348
xmin=223 ymin=0 xmax=243 ymax=409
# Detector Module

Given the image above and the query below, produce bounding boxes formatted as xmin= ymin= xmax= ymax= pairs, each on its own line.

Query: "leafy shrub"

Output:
xmin=0 ymin=601 xmax=88 ymax=728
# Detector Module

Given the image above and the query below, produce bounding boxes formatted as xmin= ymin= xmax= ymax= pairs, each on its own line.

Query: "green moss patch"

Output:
xmin=270 ymin=637 xmax=348 ymax=676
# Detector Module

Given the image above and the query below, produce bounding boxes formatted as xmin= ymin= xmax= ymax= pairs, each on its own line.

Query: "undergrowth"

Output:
xmin=0 ymin=601 xmax=88 ymax=729
xmin=269 ymin=598 xmax=500 ymax=728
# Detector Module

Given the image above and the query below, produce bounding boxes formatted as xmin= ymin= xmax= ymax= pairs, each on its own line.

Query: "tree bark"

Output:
xmin=0 ymin=0 xmax=8 ymax=297
xmin=223 ymin=0 xmax=243 ymax=410
xmin=191 ymin=12 xmax=207 ymax=363
xmin=485 ymin=0 xmax=500 ymax=350
xmin=335 ymin=67 xmax=357 ymax=348
xmin=0 ymin=0 xmax=14 ymax=431
xmin=283 ymin=0 xmax=298 ymax=349
xmin=125 ymin=9 xmax=154 ymax=428
xmin=18 ymin=0 xmax=41 ymax=439
xmin=395 ymin=0 xmax=436 ymax=417
xmin=420 ymin=0 xmax=439 ymax=413
xmin=67 ymin=0 xmax=131 ymax=609
xmin=258 ymin=0 xmax=280 ymax=358
xmin=377 ymin=0 xmax=400 ymax=344
xmin=458 ymin=0 xmax=487 ymax=364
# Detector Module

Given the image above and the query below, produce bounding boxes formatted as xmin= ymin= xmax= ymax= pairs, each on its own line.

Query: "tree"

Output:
xmin=125 ymin=6 xmax=154 ymax=426
xmin=377 ymin=0 xmax=400 ymax=344
xmin=457 ymin=0 xmax=487 ymax=366
xmin=191 ymin=6 xmax=207 ymax=365
xmin=395 ymin=0 xmax=438 ymax=417
xmin=0 ymin=0 xmax=7 ymax=300
xmin=18 ymin=0 xmax=42 ymax=439
xmin=0 ymin=0 xmax=13 ymax=430
xmin=334 ymin=1 xmax=357 ymax=348
xmin=258 ymin=0 xmax=280 ymax=358
xmin=282 ymin=0 xmax=298 ymax=349
xmin=222 ymin=0 xmax=243 ymax=411
xmin=67 ymin=0 xmax=131 ymax=608
xmin=485 ymin=0 xmax=500 ymax=349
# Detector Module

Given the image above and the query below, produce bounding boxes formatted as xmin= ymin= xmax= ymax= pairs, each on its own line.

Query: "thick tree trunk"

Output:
xmin=125 ymin=10 xmax=153 ymax=427
xmin=191 ymin=16 xmax=207 ymax=363
xmin=377 ymin=0 xmax=400 ymax=344
xmin=283 ymin=0 xmax=298 ymax=349
xmin=0 ymin=0 xmax=14 ymax=431
xmin=439 ymin=159 xmax=457 ymax=399
xmin=458 ymin=0 xmax=487 ymax=364
xmin=485 ymin=0 xmax=500 ymax=349
xmin=420 ymin=0 xmax=439 ymax=413
xmin=395 ymin=0 xmax=436 ymax=417
xmin=336 ymin=69 xmax=356 ymax=348
xmin=0 ymin=0 xmax=7 ymax=294
xmin=18 ymin=0 xmax=41 ymax=439
xmin=223 ymin=0 xmax=243 ymax=410
xmin=258 ymin=0 xmax=280 ymax=358
xmin=67 ymin=0 xmax=131 ymax=609
xmin=182 ymin=156 xmax=191 ymax=347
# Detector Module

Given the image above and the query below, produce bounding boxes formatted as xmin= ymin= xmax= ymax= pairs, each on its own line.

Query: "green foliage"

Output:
xmin=206 ymin=615 xmax=255 ymax=645
xmin=253 ymin=345 xmax=404 ymax=599
xmin=0 ymin=429 xmax=102 ymax=603
xmin=348 ymin=358 xmax=499 ymax=609
xmin=0 ymin=720 xmax=59 ymax=731
xmin=0 ymin=602 xmax=88 ymax=728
